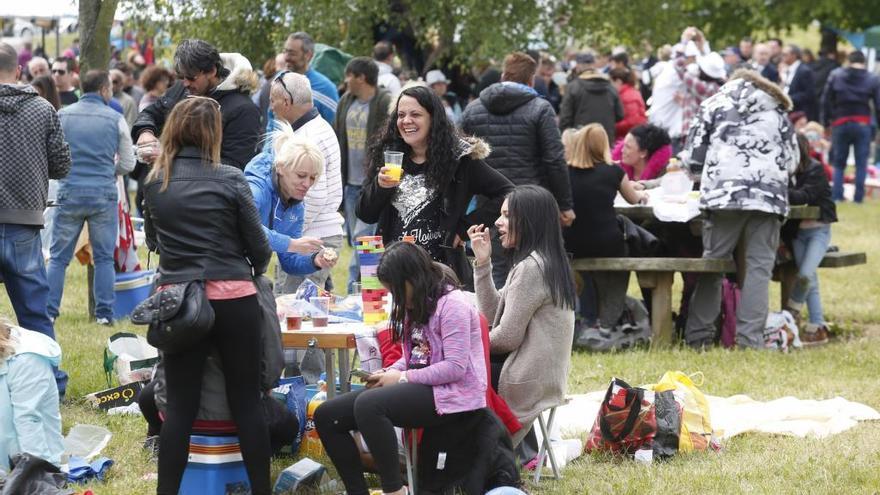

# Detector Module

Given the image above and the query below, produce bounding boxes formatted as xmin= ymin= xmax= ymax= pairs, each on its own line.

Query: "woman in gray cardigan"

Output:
xmin=467 ymin=185 xmax=576 ymax=446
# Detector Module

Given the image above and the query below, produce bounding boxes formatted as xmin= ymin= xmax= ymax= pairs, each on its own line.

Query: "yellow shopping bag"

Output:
xmin=649 ymin=371 xmax=715 ymax=452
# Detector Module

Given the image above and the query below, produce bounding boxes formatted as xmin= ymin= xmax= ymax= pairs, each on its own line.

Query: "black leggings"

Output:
xmin=157 ymin=296 xmax=270 ymax=495
xmin=315 ymin=383 xmax=463 ymax=495
xmin=138 ymin=380 xmax=162 ymax=437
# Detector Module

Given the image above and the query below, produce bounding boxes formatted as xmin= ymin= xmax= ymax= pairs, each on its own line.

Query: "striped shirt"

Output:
xmin=294 ymin=111 xmax=344 ymax=239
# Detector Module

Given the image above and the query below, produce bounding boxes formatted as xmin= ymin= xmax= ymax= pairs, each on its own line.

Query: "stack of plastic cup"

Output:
xmin=356 ymin=236 xmax=388 ymax=325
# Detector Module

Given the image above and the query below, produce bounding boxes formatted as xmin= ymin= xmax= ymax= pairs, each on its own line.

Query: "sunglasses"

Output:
xmin=52 ymin=69 xmax=67 ymax=75
xmin=176 ymin=72 xmax=199 ymax=82
xmin=273 ymin=70 xmax=294 ymax=102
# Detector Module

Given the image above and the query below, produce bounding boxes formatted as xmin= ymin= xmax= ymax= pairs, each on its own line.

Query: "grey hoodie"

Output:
xmin=0 ymin=84 xmax=70 ymax=225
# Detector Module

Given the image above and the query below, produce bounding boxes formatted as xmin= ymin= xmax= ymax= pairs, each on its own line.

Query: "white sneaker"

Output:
xmin=96 ymin=317 xmax=113 ymax=326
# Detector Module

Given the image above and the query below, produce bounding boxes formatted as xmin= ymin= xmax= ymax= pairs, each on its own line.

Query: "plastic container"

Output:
xmin=660 ymin=159 xmax=692 ymax=197
xmin=112 ymin=270 xmax=154 ymax=320
xmin=179 ymin=435 xmax=250 ymax=495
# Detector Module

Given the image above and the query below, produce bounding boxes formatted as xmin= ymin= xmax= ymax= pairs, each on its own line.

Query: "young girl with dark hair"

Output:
xmin=784 ymin=133 xmax=838 ymax=345
xmin=315 ymin=242 xmax=486 ymax=495
xmin=356 ymin=84 xmax=513 ymax=283
xmin=466 ymin=184 xmax=576 ymax=445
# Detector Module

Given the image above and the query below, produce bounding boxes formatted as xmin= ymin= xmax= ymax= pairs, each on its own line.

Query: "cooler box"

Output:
xmin=113 ymin=270 xmax=154 ymax=320
xmin=179 ymin=435 xmax=250 ymax=495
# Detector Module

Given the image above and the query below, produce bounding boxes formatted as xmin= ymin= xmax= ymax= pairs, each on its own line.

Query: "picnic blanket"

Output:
xmin=546 ymin=391 xmax=880 ymax=440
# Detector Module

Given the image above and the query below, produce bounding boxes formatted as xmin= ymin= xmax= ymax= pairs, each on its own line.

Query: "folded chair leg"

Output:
xmin=404 ymin=429 xmax=415 ymax=492
xmin=545 ymin=408 xmax=560 ymax=479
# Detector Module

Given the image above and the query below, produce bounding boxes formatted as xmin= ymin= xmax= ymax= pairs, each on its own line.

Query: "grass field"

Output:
xmin=2 ymin=200 xmax=878 ymax=494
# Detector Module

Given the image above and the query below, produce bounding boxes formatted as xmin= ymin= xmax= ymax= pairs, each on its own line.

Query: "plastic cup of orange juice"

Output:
xmin=384 ymin=151 xmax=403 ymax=181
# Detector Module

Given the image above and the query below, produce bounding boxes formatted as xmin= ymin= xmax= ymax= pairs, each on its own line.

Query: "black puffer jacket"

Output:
xmin=143 ymin=147 xmax=271 ymax=284
xmin=462 ymin=83 xmax=572 ymax=210
xmin=559 ymin=71 xmax=624 ymax=141
xmin=131 ymin=54 xmax=261 ymax=170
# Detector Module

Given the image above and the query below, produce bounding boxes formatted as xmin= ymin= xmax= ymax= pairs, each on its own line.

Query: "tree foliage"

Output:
xmin=119 ymin=0 xmax=880 ymax=69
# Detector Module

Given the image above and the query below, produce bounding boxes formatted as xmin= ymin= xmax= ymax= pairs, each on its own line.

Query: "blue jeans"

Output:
xmin=343 ymin=185 xmax=376 ymax=293
xmin=790 ymin=224 xmax=832 ymax=325
xmin=47 ymin=190 xmax=118 ymax=320
xmin=0 ymin=224 xmax=68 ymax=396
xmin=831 ymin=121 xmax=872 ymax=202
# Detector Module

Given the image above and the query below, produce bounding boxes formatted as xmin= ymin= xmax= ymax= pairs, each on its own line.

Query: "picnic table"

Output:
xmin=578 ymin=203 xmax=864 ymax=347
xmin=281 ymin=322 xmax=363 ymax=399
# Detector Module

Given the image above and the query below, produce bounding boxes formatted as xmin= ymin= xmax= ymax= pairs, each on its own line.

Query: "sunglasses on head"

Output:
xmin=273 ymin=70 xmax=295 ymax=102
xmin=52 ymin=69 xmax=67 ymax=75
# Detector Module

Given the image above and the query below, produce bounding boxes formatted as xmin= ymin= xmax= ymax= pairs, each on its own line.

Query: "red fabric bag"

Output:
xmin=584 ymin=379 xmax=659 ymax=456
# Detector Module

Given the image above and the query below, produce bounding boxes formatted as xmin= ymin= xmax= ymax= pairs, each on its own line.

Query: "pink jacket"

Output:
xmin=612 ymin=140 xmax=673 ymax=181
xmin=390 ymin=289 xmax=487 ymax=415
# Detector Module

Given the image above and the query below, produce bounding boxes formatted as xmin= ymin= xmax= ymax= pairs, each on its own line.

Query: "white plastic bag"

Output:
xmin=103 ymin=332 xmax=159 ymax=386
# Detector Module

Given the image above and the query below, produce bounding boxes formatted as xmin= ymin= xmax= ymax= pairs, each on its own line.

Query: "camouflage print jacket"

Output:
xmin=681 ymin=69 xmax=799 ymax=217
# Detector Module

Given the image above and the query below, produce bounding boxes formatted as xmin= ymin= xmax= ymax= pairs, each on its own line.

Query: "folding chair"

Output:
xmin=533 ymin=405 xmax=562 ymax=483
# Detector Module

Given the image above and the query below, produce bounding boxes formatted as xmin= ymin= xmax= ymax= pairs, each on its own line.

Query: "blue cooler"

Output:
xmin=113 ymin=270 xmax=154 ymax=320
xmin=179 ymin=435 xmax=250 ymax=495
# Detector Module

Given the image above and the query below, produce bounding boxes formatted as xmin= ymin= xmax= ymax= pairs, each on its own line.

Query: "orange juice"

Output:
xmin=385 ymin=163 xmax=402 ymax=181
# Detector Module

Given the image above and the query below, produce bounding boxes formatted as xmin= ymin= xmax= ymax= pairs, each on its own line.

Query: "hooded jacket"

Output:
xmin=0 ymin=84 xmax=70 ymax=225
xmin=244 ymin=148 xmax=318 ymax=276
xmin=614 ymin=83 xmax=647 ymax=139
xmin=461 ymin=82 xmax=573 ymax=211
xmin=558 ymin=71 xmax=624 ymax=141
xmin=682 ymin=70 xmax=798 ymax=217
xmin=820 ymin=66 xmax=880 ymax=126
xmin=0 ymin=326 xmax=64 ymax=471
xmin=131 ymin=53 xmax=261 ymax=169
xmin=333 ymin=87 xmax=393 ymax=186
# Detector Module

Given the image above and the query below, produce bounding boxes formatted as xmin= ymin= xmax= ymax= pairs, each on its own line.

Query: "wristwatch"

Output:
xmin=398 ymin=371 xmax=408 ymax=384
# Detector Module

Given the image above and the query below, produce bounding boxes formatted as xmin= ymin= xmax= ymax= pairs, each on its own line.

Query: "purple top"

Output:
xmin=390 ymin=289 xmax=487 ymax=415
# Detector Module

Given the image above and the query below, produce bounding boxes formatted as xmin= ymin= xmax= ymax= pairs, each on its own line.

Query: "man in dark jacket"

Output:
xmin=781 ymin=44 xmax=818 ymax=121
xmin=462 ymin=51 xmax=575 ymax=286
xmin=558 ymin=52 xmax=624 ymax=142
xmin=333 ymin=57 xmax=392 ymax=292
xmin=131 ymin=39 xmax=260 ymax=170
xmin=821 ymin=50 xmax=880 ymax=203
xmin=0 ymin=42 xmax=71 ymax=395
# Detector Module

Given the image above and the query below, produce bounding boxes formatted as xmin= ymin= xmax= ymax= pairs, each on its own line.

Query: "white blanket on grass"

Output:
xmin=542 ymin=391 xmax=880 ymax=441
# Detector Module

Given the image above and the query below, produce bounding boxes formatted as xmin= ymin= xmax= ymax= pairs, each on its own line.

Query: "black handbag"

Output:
xmin=130 ymin=280 xmax=215 ymax=354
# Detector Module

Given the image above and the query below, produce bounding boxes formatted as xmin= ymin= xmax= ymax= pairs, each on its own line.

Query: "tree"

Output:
xmin=123 ymin=0 xmax=880 ymax=70
xmin=79 ymin=0 xmax=120 ymax=73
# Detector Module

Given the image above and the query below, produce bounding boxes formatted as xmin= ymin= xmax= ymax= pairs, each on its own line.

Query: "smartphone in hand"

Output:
xmin=350 ymin=368 xmax=372 ymax=381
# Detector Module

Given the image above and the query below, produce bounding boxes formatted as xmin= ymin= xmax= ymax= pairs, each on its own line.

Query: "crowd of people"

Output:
xmin=0 ymin=23 xmax=878 ymax=494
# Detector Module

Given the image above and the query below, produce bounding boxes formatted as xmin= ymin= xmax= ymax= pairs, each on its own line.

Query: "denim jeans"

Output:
xmin=0 ymin=224 xmax=68 ymax=396
xmin=343 ymin=185 xmax=376 ymax=293
xmin=47 ymin=190 xmax=118 ymax=321
xmin=790 ymin=224 xmax=832 ymax=325
xmin=831 ymin=121 xmax=872 ymax=202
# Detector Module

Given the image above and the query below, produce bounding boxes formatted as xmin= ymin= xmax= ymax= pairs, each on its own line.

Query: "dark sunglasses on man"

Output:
xmin=52 ymin=69 xmax=67 ymax=75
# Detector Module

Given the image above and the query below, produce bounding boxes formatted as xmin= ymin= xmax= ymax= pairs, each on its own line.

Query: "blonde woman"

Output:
xmin=244 ymin=121 xmax=337 ymax=276
xmin=0 ymin=319 xmax=64 ymax=471
xmin=562 ymin=124 xmax=645 ymax=349
xmin=142 ymin=96 xmax=273 ymax=495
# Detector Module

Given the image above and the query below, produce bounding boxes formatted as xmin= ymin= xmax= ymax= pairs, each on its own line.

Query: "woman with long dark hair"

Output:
xmin=356 ymin=84 xmax=513 ymax=284
xmin=466 ymin=184 xmax=576 ymax=445
xmin=31 ymin=74 xmax=61 ymax=110
xmin=315 ymin=242 xmax=486 ymax=495
xmin=142 ymin=97 xmax=273 ymax=494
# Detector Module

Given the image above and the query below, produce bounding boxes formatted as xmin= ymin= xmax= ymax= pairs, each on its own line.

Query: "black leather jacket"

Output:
xmin=143 ymin=147 xmax=271 ymax=284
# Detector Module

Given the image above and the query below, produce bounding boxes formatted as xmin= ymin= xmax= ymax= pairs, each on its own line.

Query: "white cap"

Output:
xmin=425 ymin=69 xmax=450 ymax=86
xmin=697 ymin=52 xmax=726 ymax=80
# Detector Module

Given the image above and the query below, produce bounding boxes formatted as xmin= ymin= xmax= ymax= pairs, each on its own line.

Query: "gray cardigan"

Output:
xmin=474 ymin=253 xmax=575 ymax=423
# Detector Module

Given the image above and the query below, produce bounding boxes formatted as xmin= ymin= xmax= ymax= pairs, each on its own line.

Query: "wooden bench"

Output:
xmin=570 ymin=257 xmax=735 ymax=347
xmin=573 ymin=251 xmax=867 ymax=347
xmin=776 ymin=251 xmax=868 ymax=307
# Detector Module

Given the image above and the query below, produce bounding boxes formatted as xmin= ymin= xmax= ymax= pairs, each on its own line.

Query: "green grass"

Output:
xmin=2 ymin=200 xmax=878 ymax=494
